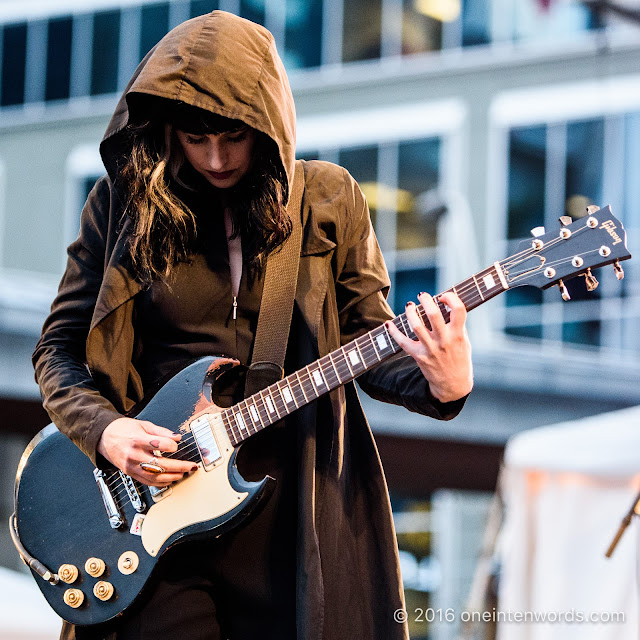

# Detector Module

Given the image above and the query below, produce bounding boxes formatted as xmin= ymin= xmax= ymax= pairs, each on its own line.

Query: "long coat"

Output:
xmin=32 ymin=11 xmax=465 ymax=640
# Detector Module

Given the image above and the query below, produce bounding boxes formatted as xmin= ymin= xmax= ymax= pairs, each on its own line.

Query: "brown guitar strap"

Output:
xmin=245 ymin=160 xmax=305 ymax=397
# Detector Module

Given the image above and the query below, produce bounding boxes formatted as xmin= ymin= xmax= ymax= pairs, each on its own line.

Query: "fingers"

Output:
xmin=139 ymin=420 xmax=181 ymax=454
xmin=438 ymin=291 xmax=467 ymax=330
xmin=131 ymin=457 xmax=199 ymax=487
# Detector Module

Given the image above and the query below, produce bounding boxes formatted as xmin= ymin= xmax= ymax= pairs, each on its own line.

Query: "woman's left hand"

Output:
xmin=386 ymin=291 xmax=473 ymax=403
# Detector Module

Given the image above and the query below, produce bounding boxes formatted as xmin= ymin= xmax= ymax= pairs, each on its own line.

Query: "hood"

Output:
xmin=100 ymin=11 xmax=296 ymax=195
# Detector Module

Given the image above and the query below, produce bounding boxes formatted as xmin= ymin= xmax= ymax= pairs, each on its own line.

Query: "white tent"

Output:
xmin=497 ymin=405 xmax=640 ymax=640
xmin=0 ymin=567 xmax=60 ymax=640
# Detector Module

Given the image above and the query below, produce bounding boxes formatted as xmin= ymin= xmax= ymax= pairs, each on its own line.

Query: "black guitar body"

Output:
xmin=14 ymin=357 xmax=274 ymax=626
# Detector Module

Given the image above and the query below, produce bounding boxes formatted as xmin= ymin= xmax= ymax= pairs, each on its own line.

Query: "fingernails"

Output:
xmin=149 ymin=439 xmax=160 ymax=448
xmin=419 ymin=291 xmax=426 ymax=296
xmin=405 ymin=301 xmax=415 ymax=307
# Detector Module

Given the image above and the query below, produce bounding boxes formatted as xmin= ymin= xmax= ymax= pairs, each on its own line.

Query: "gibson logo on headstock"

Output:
xmin=600 ymin=220 xmax=622 ymax=245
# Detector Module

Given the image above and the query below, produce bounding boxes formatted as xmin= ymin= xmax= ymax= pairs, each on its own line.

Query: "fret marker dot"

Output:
xmin=235 ymin=411 xmax=246 ymax=431
xmin=249 ymin=405 xmax=259 ymax=423
xmin=282 ymin=386 xmax=294 ymax=404
xmin=312 ymin=370 xmax=324 ymax=387
xmin=376 ymin=334 xmax=388 ymax=350
xmin=483 ymin=274 xmax=496 ymax=289
xmin=265 ymin=396 xmax=275 ymax=413
xmin=348 ymin=350 xmax=360 ymax=366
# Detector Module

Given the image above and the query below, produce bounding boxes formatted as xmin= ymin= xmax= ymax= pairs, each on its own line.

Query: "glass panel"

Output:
xmin=505 ymin=286 xmax=542 ymax=308
xmin=396 ymin=138 xmax=440 ymax=251
xmin=565 ymin=119 xmax=603 ymax=218
xmin=46 ymin=16 xmax=73 ymax=101
xmin=562 ymin=320 xmax=600 ymax=347
xmin=461 ymin=0 xmax=490 ymax=46
xmin=505 ymin=324 xmax=543 ymax=340
xmin=91 ymin=10 xmax=120 ymax=95
xmin=338 ymin=145 xmax=379 ymax=229
xmin=394 ymin=267 xmax=436 ymax=313
xmin=1 ymin=23 xmax=27 ymax=106
xmin=284 ymin=0 xmax=322 ymax=69
xmin=190 ymin=0 xmax=218 ymax=18
xmin=507 ymin=125 xmax=546 ymax=239
xmin=514 ymin=0 xmax=595 ymax=42
xmin=402 ymin=0 xmax=444 ymax=54
xmin=140 ymin=2 xmax=170 ymax=60
xmin=343 ymin=0 xmax=382 ymax=63
xmin=240 ymin=0 xmax=266 ymax=27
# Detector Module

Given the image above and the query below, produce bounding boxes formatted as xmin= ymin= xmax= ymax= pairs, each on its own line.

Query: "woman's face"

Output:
xmin=176 ymin=126 xmax=256 ymax=189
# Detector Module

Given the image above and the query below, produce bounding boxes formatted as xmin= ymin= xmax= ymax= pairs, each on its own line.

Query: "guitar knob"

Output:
xmin=93 ymin=581 xmax=115 ymax=601
xmin=63 ymin=588 xmax=85 ymax=608
xmin=85 ymin=558 xmax=106 ymax=578
xmin=614 ymin=261 xmax=624 ymax=280
xmin=118 ymin=551 xmax=139 ymax=575
xmin=58 ymin=564 xmax=79 ymax=584
xmin=584 ymin=268 xmax=599 ymax=292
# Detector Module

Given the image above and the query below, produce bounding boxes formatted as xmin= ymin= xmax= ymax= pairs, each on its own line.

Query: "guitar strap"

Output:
xmin=244 ymin=159 xmax=305 ymax=397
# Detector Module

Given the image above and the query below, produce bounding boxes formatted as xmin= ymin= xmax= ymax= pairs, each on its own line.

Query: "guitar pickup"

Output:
xmin=189 ymin=415 xmax=222 ymax=471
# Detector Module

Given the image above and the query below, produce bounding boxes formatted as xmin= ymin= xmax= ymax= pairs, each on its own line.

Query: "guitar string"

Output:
xmin=106 ymin=225 xmax=600 ymax=501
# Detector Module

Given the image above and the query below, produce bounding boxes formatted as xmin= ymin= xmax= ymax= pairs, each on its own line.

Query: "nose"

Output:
xmin=206 ymin=138 xmax=227 ymax=171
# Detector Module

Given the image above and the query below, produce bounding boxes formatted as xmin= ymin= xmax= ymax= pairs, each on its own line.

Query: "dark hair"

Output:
xmin=118 ymin=100 xmax=291 ymax=285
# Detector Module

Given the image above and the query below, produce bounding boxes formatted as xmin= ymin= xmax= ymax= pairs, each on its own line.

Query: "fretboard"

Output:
xmin=221 ymin=261 xmax=508 ymax=446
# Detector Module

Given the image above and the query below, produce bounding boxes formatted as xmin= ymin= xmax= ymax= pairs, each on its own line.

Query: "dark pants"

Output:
xmin=64 ymin=429 xmax=298 ymax=640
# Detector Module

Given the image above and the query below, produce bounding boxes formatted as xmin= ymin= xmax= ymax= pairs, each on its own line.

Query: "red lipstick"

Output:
xmin=207 ymin=170 xmax=234 ymax=180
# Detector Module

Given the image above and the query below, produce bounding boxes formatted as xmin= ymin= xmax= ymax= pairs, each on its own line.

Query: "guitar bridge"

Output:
xmin=93 ymin=469 xmax=123 ymax=528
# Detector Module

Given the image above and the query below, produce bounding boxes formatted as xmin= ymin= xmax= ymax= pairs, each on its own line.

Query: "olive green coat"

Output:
xmin=33 ymin=11 xmax=464 ymax=639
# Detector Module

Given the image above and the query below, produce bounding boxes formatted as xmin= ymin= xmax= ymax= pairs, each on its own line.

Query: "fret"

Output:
xmin=261 ymin=389 xmax=280 ymax=420
xmin=302 ymin=367 xmax=320 ymax=398
xmin=271 ymin=384 xmax=287 ymax=417
xmin=254 ymin=394 xmax=269 ymax=427
xmin=309 ymin=364 xmax=326 ymax=394
xmin=294 ymin=371 xmax=310 ymax=403
xmin=248 ymin=401 xmax=262 ymax=428
xmin=327 ymin=352 xmax=342 ymax=385
xmin=340 ymin=347 xmax=355 ymax=378
xmin=234 ymin=408 xmax=249 ymax=438
xmin=368 ymin=332 xmax=382 ymax=362
xmin=221 ymin=410 xmax=239 ymax=443
xmin=279 ymin=381 xmax=298 ymax=409
xmin=345 ymin=347 xmax=365 ymax=374
xmin=320 ymin=355 xmax=339 ymax=388
xmin=471 ymin=274 xmax=485 ymax=301
xmin=354 ymin=338 xmax=373 ymax=369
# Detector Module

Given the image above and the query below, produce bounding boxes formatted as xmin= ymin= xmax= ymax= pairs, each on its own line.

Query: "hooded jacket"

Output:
xmin=33 ymin=11 xmax=465 ymax=640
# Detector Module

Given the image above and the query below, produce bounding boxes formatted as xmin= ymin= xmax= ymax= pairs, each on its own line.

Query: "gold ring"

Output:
xmin=139 ymin=459 xmax=165 ymax=474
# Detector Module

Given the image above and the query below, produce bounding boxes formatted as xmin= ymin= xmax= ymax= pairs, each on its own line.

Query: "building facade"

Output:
xmin=1 ymin=1 xmax=639 ymax=637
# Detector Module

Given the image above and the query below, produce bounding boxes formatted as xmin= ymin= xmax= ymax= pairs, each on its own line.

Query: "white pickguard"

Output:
xmin=140 ymin=412 xmax=248 ymax=556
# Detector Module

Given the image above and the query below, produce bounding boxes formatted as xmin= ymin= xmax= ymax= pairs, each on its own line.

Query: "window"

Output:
xmin=46 ymin=17 xmax=73 ymax=102
xmin=1 ymin=23 xmax=27 ymax=106
xmin=91 ymin=10 xmax=121 ymax=95
xmin=140 ymin=2 xmax=170 ymax=60
xmin=297 ymin=101 xmax=465 ymax=314
xmin=500 ymin=107 xmax=639 ymax=353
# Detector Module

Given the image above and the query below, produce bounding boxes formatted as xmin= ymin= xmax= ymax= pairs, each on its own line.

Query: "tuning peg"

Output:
xmin=558 ymin=216 xmax=572 ymax=227
xmin=530 ymin=226 xmax=546 ymax=237
xmin=584 ymin=268 xmax=599 ymax=291
xmin=586 ymin=204 xmax=601 ymax=215
xmin=614 ymin=261 xmax=624 ymax=280
xmin=558 ymin=279 xmax=571 ymax=301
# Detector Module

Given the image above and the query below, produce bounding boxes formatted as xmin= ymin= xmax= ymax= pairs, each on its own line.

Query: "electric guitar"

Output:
xmin=11 ymin=207 xmax=631 ymax=626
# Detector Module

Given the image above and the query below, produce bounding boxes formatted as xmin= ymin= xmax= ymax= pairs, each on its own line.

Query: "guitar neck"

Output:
xmin=221 ymin=261 xmax=509 ymax=446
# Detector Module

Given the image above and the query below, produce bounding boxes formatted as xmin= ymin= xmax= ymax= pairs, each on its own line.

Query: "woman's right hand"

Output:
xmin=97 ymin=417 xmax=198 ymax=487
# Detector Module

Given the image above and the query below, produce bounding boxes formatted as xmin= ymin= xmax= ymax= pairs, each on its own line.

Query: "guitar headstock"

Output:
xmin=501 ymin=206 xmax=632 ymax=298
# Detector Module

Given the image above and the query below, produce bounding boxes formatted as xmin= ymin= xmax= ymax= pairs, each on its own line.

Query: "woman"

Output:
xmin=33 ymin=10 xmax=473 ymax=640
